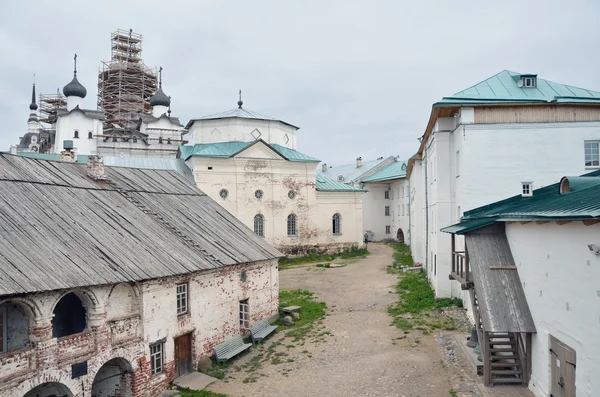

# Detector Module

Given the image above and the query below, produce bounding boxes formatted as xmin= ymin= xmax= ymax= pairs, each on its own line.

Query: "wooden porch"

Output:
xmin=449 ymin=233 xmax=473 ymax=290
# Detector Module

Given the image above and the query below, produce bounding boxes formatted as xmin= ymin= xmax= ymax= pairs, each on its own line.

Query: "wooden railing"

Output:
xmin=449 ymin=233 xmax=473 ymax=289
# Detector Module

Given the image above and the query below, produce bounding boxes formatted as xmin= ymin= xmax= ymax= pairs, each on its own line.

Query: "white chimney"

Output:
xmin=322 ymin=163 xmax=327 ymax=172
xmin=356 ymin=157 xmax=362 ymax=168
xmin=9 ymin=145 xmax=17 ymax=155
xmin=60 ymin=140 xmax=77 ymax=162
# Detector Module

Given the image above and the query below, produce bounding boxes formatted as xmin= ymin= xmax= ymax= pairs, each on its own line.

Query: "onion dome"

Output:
xmin=150 ymin=66 xmax=171 ymax=107
xmin=63 ymin=54 xmax=87 ymax=98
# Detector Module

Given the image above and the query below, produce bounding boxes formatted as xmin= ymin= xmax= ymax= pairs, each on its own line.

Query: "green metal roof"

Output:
xmin=362 ymin=161 xmax=407 ymax=182
xmin=437 ymin=70 xmax=600 ymax=106
xmin=315 ymin=174 xmax=366 ymax=192
xmin=317 ymin=156 xmax=396 ymax=183
xmin=180 ymin=141 xmax=320 ymax=162
xmin=442 ymin=170 xmax=600 ymax=234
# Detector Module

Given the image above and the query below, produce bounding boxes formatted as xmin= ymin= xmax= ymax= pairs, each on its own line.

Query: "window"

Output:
xmin=254 ymin=214 xmax=265 ymax=237
xmin=434 ymin=255 xmax=437 ymax=275
xmin=385 ymin=225 xmax=391 ymax=234
xmin=455 ymin=150 xmax=460 ymax=177
xmin=158 ymin=137 xmax=163 ymax=144
xmin=132 ymin=137 xmax=138 ymax=143
xmin=287 ymin=214 xmax=297 ymax=236
xmin=337 ymin=175 xmax=344 ymax=182
xmin=332 ymin=213 xmax=341 ymax=235
xmin=585 ymin=141 xmax=599 ymax=167
xmin=288 ymin=190 xmax=296 ymax=200
xmin=522 ymin=76 xmax=536 ymax=87
xmin=522 ymin=182 xmax=533 ymax=197
xmin=167 ymin=138 xmax=171 ymax=144
xmin=87 ymin=131 xmax=93 ymax=139
xmin=219 ymin=189 xmax=229 ymax=200
xmin=0 ymin=307 xmax=5 ymax=353
xmin=239 ymin=299 xmax=250 ymax=329
xmin=385 ymin=206 xmax=390 ymax=216
xmin=255 ymin=189 xmax=264 ymax=200
xmin=402 ymin=205 xmax=405 ymax=216
xmin=73 ymin=130 xmax=79 ymax=139
xmin=52 ymin=293 xmax=86 ymax=338
xmin=384 ymin=190 xmax=390 ymax=199
xmin=176 ymin=284 xmax=188 ymax=315
xmin=112 ymin=136 xmax=117 ymax=142
xmin=150 ymin=343 xmax=164 ymax=375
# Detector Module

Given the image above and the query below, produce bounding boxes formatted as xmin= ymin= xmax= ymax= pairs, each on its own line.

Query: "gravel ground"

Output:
xmin=207 ymin=244 xmax=476 ymax=397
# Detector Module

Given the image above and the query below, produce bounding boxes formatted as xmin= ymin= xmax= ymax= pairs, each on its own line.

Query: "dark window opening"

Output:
xmin=158 ymin=137 xmax=163 ymax=144
xmin=112 ymin=137 xmax=117 ymax=142
xmin=132 ymin=137 xmax=138 ymax=143
xmin=52 ymin=293 xmax=86 ymax=338
xmin=208 ymin=166 xmax=213 ymax=170
xmin=73 ymin=130 xmax=79 ymax=139
xmin=332 ymin=213 xmax=341 ymax=235
xmin=87 ymin=131 xmax=93 ymax=139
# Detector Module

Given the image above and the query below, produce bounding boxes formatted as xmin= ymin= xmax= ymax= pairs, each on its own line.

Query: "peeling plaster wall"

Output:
xmin=1 ymin=259 xmax=278 ymax=397
xmin=1 ymin=302 xmax=29 ymax=352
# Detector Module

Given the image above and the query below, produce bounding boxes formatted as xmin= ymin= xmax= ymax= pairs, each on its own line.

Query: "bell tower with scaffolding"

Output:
xmin=97 ymin=29 xmax=157 ymax=129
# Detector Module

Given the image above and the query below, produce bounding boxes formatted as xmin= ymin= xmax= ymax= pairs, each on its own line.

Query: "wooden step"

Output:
xmin=491 ymin=355 xmax=519 ymax=361
xmin=491 ymin=362 xmax=521 ymax=368
xmin=491 ymin=378 xmax=524 ymax=385
xmin=491 ymin=369 xmax=522 ymax=375
xmin=490 ymin=347 xmax=516 ymax=352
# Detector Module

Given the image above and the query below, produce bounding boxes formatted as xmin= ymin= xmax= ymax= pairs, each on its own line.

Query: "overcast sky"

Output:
xmin=1 ymin=0 xmax=599 ymax=166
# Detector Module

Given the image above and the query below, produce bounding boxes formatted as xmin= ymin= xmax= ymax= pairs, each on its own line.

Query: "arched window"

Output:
xmin=332 ymin=213 xmax=341 ymax=235
xmin=287 ymin=214 xmax=297 ymax=236
xmin=0 ymin=301 xmax=30 ymax=353
xmin=52 ymin=293 xmax=86 ymax=338
xmin=73 ymin=130 xmax=79 ymax=139
xmin=87 ymin=131 xmax=93 ymax=139
xmin=254 ymin=214 xmax=265 ymax=237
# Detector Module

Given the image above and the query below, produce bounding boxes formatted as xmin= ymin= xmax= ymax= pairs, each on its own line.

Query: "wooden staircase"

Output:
xmin=487 ymin=332 xmax=524 ymax=385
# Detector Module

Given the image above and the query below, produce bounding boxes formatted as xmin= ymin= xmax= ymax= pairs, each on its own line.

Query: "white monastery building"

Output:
xmin=407 ymin=70 xmax=600 ymax=298
xmin=317 ymin=156 xmax=409 ymax=243
xmin=0 ymin=154 xmax=281 ymax=397
xmin=181 ymin=96 xmax=365 ymax=253
xmin=442 ymin=170 xmax=600 ymax=396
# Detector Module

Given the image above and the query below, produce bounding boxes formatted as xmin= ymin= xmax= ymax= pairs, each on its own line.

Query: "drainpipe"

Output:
xmin=424 ymin=146 xmax=429 ymax=278
xmin=407 ymin=175 xmax=411 ymax=246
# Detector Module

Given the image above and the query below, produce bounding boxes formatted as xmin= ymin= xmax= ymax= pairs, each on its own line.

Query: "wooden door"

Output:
xmin=174 ymin=333 xmax=192 ymax=378
xmin=550 ymin=336 xmax=576 ymax=397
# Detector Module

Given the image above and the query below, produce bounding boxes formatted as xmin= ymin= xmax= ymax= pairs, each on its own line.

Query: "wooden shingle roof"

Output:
xmin=0 ymin=155 xmax=281 ymax=296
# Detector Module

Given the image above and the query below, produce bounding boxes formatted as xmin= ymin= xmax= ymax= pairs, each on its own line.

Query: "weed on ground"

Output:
xmin=279 ymin=289 xmax=327 ymax=341
xmin=387 ymin=252 xmax=463 ymax=333
xmin=279 ymin=246 xmax=369 ymax=270
xmin=386 ymin=243 xmax=414 ymax=273
xmin=177 ymin=387 xmax=228 ymax=397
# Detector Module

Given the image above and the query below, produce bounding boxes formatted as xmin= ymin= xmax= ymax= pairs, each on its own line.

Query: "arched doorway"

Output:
xmin=396 ymin=228 xmax=405 ymax=244
xmin=92 ymin=357 xmax=133 ymax=397
xmin=52 ymin=293 xmax=87 ymax=338
xmin=24 ymin=382 xmax=74 ymax=397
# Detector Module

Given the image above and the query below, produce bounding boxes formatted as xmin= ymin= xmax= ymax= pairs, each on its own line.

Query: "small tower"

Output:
xmin=150 ymin=67 xmax=171 ymax=117
xmin=63 ymin=54 xmax=87 ymax=111
xmin=27 ymin=81 xmax=40 ymax=133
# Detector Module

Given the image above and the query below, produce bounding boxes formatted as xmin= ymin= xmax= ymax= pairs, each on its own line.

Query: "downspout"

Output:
xmin=424 ymin=145 xmax=429 ymax=277
xmin=407 ymin=176 xmax=411 ymax=246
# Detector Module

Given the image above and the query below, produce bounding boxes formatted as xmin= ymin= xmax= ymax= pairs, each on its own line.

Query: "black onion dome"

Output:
xmin=29 ymin=84 xmax=38 ymax=111
xmin=63 ymin=75 xmax=87 ymax=98
xmin=149 ymin=86 xmax=171 ymax=107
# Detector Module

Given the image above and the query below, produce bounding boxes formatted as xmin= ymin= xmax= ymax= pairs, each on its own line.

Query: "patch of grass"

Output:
xmin=388 ymin=259 xmax=463 ymax=334
xmin=177 ymin=387 xmax=228 ymax=397
xmin=315 ymin=263 xmax=331 ymax=268
xmin=449 ymin=390 xmax=458 ymax=397
xmin=278 ymin=246 xmax=369 ymax=269
xmin=279 ymin=289 xmax=327 ymax=341
xmin=387 ymin=243 xmax=414 ymax=271
xmin=202 ymin=363 xmax=228 ymax=380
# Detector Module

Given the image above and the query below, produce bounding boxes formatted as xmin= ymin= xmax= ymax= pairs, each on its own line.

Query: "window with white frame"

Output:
xmin=239 ymin=299 xmax=250 ymax=329
xmin=521 ymin=76 xmax=536 ymax=87
xmin=332 ymin=213 xmax=341 ymax=235
xmin=254 ymin=214 xmax=265 ymax=237
xmin=150 ymin=342 xmax=164 ymax=375
xmin=522 ymin=182 xmax=533 ymax=197
xmin=585 ymin=141 xmax=599 ymax=167
xmin=384 ymin=190 xmax=390 ymax=199
xmin=176 ymin=284 xmax=188 ymax=315
xmin=385 ymin=225 xmax=391 ymax=234
xmin=385 ymin=206 xmax=390 ymax=216
xmin=0 ymin=307 xmax=6 ymax=353
xmin=287 ymin=214 xmax=297 ymax=236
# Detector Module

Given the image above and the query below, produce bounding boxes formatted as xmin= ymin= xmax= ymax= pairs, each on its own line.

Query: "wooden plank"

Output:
xmin=556 ymin=220 xmax=572 ymax=225
xmin=535 ymin=221 xmax=549 ymax=224
xmin=490 ymin=266 xmax=517 ymax=270
xmin=583 ymin=219 xmax=600 ymax=226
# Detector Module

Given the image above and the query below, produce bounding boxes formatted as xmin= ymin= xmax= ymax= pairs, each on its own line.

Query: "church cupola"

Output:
xmin=150 ymin=67 xmax=171 ymax=117
xmin=63 ymin=54 xmax=87 ymax=110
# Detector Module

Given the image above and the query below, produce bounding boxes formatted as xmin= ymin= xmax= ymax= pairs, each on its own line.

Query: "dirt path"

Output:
xmin=207 ymin=244 xmax=456 ymax=397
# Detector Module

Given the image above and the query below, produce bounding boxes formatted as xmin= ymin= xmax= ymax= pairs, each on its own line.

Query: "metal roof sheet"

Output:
xmin=0 ymin=154 xmax=281 ymax=296
xmin=315 ymin=174 xmax=365 ymax=192
xmin=438 ymin=70 xmax=600 ymax=106
xmin=318 ymin=156 xmax=396 ymax=183
xmin=180 ymin=141 xmax=319 ymax=162
xmin=187 ymin=107 xmax=299 ymax=129
xmin=361 ymin=161 xmax=407 ymax=183
xmin=441 ymin=170 xmax=600 ymax=234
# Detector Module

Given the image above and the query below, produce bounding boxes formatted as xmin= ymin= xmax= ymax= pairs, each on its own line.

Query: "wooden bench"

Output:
xmin=250 ymin=319 xmax=278 ymax=344
xmin=213 ymin=335 xmax=252 ymax=364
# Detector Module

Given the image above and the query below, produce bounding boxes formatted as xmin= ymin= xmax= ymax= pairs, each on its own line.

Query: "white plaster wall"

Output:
xmin=506 ymin=222 xmax=600 ymax=397
xmin=390 ymin=179 xmax=410 ymax=245
xmin=362 ymin=179 xmax=410 ymax=243
xmin=409 ymin=159 xmax=426 ymax=266
xmin=188 ymin=118 xmax=298 ymax=149
xmin=315 ymin=191 xmax=364 ymax=248
xmin=53 ymin=111 xmax=101 ymax=155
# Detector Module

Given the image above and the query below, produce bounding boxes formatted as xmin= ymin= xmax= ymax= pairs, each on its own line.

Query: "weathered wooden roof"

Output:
xmin=0 ymin=154 xmax=281 ymax=296
xmin=466 ymin=228 xmax=536 ymax=333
